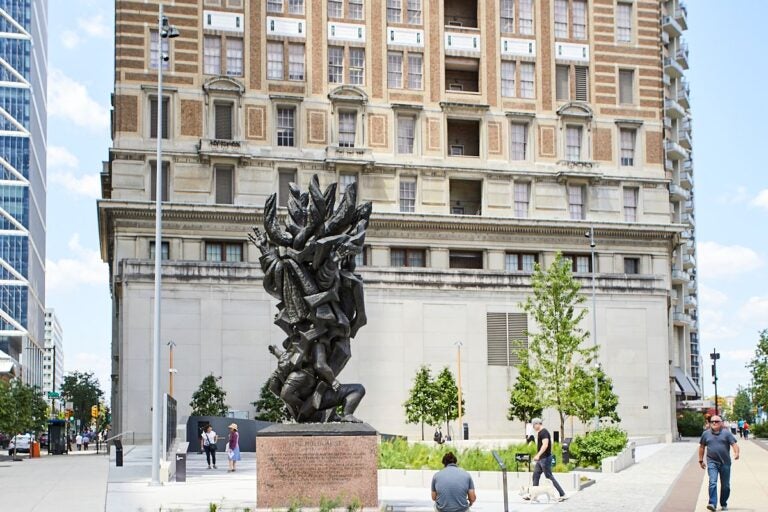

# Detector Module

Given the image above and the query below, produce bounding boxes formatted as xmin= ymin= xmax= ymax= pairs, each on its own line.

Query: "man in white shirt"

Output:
xmin=75 ymin=433 xmax=82 ymax=451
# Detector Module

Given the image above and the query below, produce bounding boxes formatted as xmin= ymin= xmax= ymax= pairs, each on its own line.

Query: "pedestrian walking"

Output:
xmin=201 ymin=424 xmax=218 ymax=469
xmin=82 ymin=433 xmax=90 ymax=451
xmin=431 ymin=452 xmax=476 ymax=512
xmin=699 ymin=414 xmax=739 ymax=511
xmin=737 ymin=419 xmax=744 ymax=438
xmin=226 ymin=423 xmax=241 ymax=472
xmin=742 ymin=421 xmax=750 ymax=440
xmin=75 ymin=433 xmax=82 ymax=451
xmin=528 ymin=418 xmax=567 ymax=502
xmin=434 ymin=427 xmax=444 ymax=445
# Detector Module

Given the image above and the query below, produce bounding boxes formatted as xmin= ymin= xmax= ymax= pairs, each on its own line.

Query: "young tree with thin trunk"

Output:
xmin=433 ymin=367 xmax=465 ymax=436
xmin=403 ymin=365 xmax=438 ymax=440
xmin=564 ymin=365 xmax=620 ymax=428
xmin=522 ymin=252 xmax=597 ymax=438
xmin=507 ymin=350 xmax=544 ymax=437
xmin=189 ymin=374 xmax=228 ymax=417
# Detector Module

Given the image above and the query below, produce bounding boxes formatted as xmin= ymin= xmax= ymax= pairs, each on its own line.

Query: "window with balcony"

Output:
xmin=567 ymin=183 xmax=586 ymax=220
xmin=564 ymin=253 xmax=591 ymax=272
xmin=149 ymin=161 xmax=170 ymax=202
xmin=397 ymin=115 xmax=416 ymax=154
xmin=149 ymin=241 xmax=170 ymax=261
xmin=510 ymin=123 xmax=528 ymax=161
xmin=277 ymin=106 xmax=296 ymax=147
xmin=267 ymin=42 xmax=305 ymax=81
xmin=445 ymin=57 xmax=479 ymax=93
xmin=500 ymin=0 xmax=534 ymax=35
xmin=149 ymin=29 xmax=170 ymax=70
xmin=565 ymin=125 xmax=583 ymax=161
xmin=514 ymin=181 xmax=530 ymax=217
xmin=444 ymin=0 xmax=477 ymax=28
xmin=447 ymin=119 xmax=480 ymax=157
xmin=449 ymin=179 xmax=482 ymax=215
xmin=214 ymin=102 xmax=234 ymax=140
xmin=555 ymin=0 xmax=587 ymax=40
xmin=278 ymin=169 xmax=296 ymax=207
xmin=338 ymin=111 xmax=357 ymax=147
xmin=624 ymin=257 xmax=640 ymax=275
xmin=449 ymin=250 xmax=483 ymax=269
xmin=505 ymin=252 xmax=537 ymax=272
xmin=620 ymin=128 xmax=636 ymax=166
xmin=400 ymin=176 xmax=416 ymax=212
xmin=616 ymin=2 xmax=632 ymax=42
xmin=205 ymin=241 xmax=243 ymax=262
xmin=619 ymin=69 xmax=635 ymax=104
xmin=391 ymin=248 xmax=425 ymax=267
xmin=149 ymin=96 xmax=169 ymax=139
xmin=623 ymin=187 xmax=638 ymax=222
xmin=215 ymin=165 xmax=234 ymax=204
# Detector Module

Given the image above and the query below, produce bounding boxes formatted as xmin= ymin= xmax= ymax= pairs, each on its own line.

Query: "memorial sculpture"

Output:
xmin=250 ymin=174 xmax=371 ymax=423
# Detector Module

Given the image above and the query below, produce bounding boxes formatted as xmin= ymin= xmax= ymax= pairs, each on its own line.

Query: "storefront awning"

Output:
xmin=673 ymin=366 xmax=697 ymax=397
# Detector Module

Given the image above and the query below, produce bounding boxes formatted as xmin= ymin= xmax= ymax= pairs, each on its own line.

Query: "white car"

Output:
xmin=8 ymin=434 xmax=32 ymax=455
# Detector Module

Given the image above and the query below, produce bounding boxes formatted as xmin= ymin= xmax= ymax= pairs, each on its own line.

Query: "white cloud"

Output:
xmin=65 ymin=352 xmax=112 ymax=400
xmin=61 ymin=30 xmax=80 ymax=49
xmin=46 ymin=234 xmax=108 ymax=292
xmin=722 ymin=349 xmax=753 ymax=362
xmin=700 ymin=309 xmax=741 ymax=341
xmin=50 ymin=172 xmax=101 ymax=199
xmin=48 ymin=145 xmax=79 ymax=169
xmin=697 ymin=241 xmax=763 ymax=279
xmin=739 ymin=296 xmax=768 ymax=325
xmin=751 ymin=189 xmax=768 ymax=210
xmin=699 ymin=284 xmax=729 ymax=309
xmin=48 ymin=68 xmax=110 ymax=131
xmin=77 ymin=14 xmax=112 ymax=39
xmin=716 ymin=186 xmax=749 ymax=205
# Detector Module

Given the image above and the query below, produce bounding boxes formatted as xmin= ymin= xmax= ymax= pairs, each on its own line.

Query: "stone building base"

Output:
xmin=255 ymin=422 xmax=379 ymax=509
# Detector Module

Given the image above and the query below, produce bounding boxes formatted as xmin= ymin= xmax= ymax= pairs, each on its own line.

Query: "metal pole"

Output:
xmin=456 ymin=341 xmax=463 ymax=439
xmin=168 ymin=340 xmax=176 ymax=398
xmin=589 ymin=227 xmax=599 ymax=431
xmin=151 ymin=2 xmax=164 ymax=486
xmin=711 ymin=349 xmax=720 ymax=416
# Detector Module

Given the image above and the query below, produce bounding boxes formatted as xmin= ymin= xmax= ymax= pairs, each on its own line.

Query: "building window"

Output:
xmin=556 ymin=65 xmax=569 ymax=101
xmin=408 ymin=53 xmax=423 ymax=89
xmin=205 ymin=241 xmax=243 ymax=262
xmin=575 ymin=66 xmax=589 ymax=101
xmin=400 ymin=176 xmax=416 ymax=212
xmin=514 ymin=181 xmax=530 ymax=217
xmin=616 ymin=2 xmax=632 ymax=42
xmin=624 ymin=257 xmax=639 ymax=274
xmin=149 ymin=96 xmax=169 ymax=139
xmin=565 ymin=125 xmax=582 ymax=161
xmin=572 ymin=0 xmax=587 ymax=39
xmin=447 ymin=119 xmax=480 ymax=158
xmin=215 ymin=165 xmax=234 ymax=204
xmin=149 ymin=161 xmax=170 ymax=202
xmin=328 ymin=46 xmax=344 ymax=83
xmin=391 ymin=248 xmax=425 ymax=267
xmin=349 ymin=0 xmax=364 ymax=20
xmin=510 ymin=124 xmax=528 ymax=161
xmin=267 ymin=0 xmax=283 ymax=13
xmin=554 ymin=0 xmax=568 ymax=38
xmin=565 ymin=254 xmax=591 ymax=273
xmin=288 ymin=44 xmax=305 ymax=80
xmin=567 ymin=184 xmax=585 ymax=220
xmin=487 ymin=312 xmax=528 ymax=366
xmin=500 ymin=0 xmax=514 ymax=32
xmin=397 ymin=115 xmax=416 ymax=154
xmin=387 ymin=0 xmax=402 ymax=23
xmin=620 ymin=128 xmax=636 ymax=166
xmin=214 ymin=102 xmax=234 ymax=140
xmin=619 ymin=69 xmax=634 ymax=104
xmin=288 ymin=0 xmax=304 ymax=14
xmin=149 ymin=30 xmax=170 ymax=70
xmin=338 ymin=172 xmax=358 ymax=197
xmin=226 ymin=38 xmax=244 ymax=77
xmin=505 ymin=253 xmax=537 ymax=272
xmin=557 ymin=65 xmax=589 ymax=102
xmin=501 ymin=61 xmax=515 ymax=97
xmin=328 ymin=0 xmax=342 ymax=18
xmin=149 ymin=241 xmax=170 ymax=260
xmin=267 ymin=42 xmax=284 ymax=80
xmin=555 ymin=0 xmax=587 ymax=40
xmin=338 ymin=111 xmax=357 ymax=147
xmin=349 ymin=48 xmax=365 ymax=85
xmin=407 ymin=0 xmax=422 ymax=24
xmin=519 ymin=0 xmax=534 ymax=34
xmin=388 ymin=52 xmax=403 ymax=88
xmin=449 ymin=250 xmax=483 ymax=269
xmin=624 ymin=187 xmax=638 ymax=222
xmin=203 ymin=36 xmax=221 ymax=75
xmin=445 ymin=57 xmax=479 ymax=92
xmin=277 ymin=107 xmax=296 ymax=147
xmin=278 ymin=169 xmax=297 ymax=207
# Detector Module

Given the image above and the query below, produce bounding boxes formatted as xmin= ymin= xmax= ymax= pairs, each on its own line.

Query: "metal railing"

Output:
xmin=103 ymin=431 xmax=135 ymax=455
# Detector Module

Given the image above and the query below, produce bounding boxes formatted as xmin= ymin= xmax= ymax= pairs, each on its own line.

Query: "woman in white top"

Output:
xmin=201 ymin=425 xmax=218 ymax=469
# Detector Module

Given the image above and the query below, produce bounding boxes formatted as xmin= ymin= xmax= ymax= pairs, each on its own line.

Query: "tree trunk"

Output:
xmin=559 ymin=411 xmax=566 ymax=445
xmin=420 ymin=420 xmax=424 ymax=441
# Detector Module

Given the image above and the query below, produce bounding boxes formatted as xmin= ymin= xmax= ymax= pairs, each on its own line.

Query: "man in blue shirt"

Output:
xmin=431 ymin=452 xmax=476 ymax=512
xmin=699 ymin=415 xmax=739 ymax=511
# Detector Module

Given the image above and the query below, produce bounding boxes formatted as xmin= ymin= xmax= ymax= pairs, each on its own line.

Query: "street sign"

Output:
xmin=47 ymin=391 xmax=60 ymax=399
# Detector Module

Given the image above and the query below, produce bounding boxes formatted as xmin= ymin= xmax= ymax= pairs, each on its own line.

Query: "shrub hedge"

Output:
xmin=567 ymin=426 xmax=628 ymax=468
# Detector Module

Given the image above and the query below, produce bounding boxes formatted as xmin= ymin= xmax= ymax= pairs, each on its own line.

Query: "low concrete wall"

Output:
xmin=379 ymin=469 xmax=581 ymax=492
xmin=601 ymin=441 xmax=636 ymax=473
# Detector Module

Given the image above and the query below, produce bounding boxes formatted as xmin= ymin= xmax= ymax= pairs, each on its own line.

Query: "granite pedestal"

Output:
xmin=256 ymin=423 xmax=378 ymax=509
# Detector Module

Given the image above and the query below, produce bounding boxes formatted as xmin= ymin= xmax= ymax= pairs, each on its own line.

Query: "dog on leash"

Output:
xmin=519 ymin=482 xmax=558 ymax=503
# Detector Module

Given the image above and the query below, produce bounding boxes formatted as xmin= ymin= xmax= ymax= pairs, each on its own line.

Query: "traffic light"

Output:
xmin=91 ymin=405 xmax=99 ymax=418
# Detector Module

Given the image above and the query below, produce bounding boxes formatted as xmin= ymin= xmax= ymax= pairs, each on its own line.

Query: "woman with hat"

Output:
xmin=226 ymin=423 xmax=241 ymax=472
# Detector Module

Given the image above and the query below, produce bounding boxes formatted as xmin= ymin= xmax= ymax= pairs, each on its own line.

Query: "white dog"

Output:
xmin=519 ymin=482 xmax=558 ymax=503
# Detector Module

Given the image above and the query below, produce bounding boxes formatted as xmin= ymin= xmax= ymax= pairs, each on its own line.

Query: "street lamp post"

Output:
xmin=586 ymin=228 xmax=599 ymax=431
xmin=455 ymin=341 xmax=463 ymax=440
xmin=710 ymin=349 xmax=720 ymax=416
xmin=151 ymin=4 xmax=179 ymax=486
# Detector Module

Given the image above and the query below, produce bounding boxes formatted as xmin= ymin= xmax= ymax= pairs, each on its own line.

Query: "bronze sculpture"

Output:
xmin=250 ymin=174 xmax=371 ymax=423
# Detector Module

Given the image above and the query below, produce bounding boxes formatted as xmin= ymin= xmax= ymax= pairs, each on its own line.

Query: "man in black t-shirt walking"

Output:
xmin=530 ymin=418 xmax=567 ymax=501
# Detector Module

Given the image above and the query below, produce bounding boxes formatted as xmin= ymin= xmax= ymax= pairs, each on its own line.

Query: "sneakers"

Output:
xmin=706 ymin=505 xmax=715 ymax=511
xmin=207 ymin=465 xmax=211 ymax=469
xmin=558 ymin=496 xmax=568 ymax=502
xmin=721 ymin=507 xmax=728 ymax=511
xmin=213 ymin=465 xmax=217 ymax=469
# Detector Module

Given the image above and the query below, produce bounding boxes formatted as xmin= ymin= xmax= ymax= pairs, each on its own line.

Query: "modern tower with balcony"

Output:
xmin=100 ymin=0 xmax=698 ymax=440
xmin=0 ymin=0 xmax=47 ymax=387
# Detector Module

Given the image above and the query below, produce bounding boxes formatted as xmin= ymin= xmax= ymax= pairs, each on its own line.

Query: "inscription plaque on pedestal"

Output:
xmin=256 ymin=423 xmax=378 ymax=509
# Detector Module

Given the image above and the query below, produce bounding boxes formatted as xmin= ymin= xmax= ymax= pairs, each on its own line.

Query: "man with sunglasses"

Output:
xmin=699 ymin=415 xmax=739 ymax=511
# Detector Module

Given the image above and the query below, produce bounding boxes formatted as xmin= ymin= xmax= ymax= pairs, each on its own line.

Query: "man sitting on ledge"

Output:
xmin=431 ymin=452 xmax=476 ymax=512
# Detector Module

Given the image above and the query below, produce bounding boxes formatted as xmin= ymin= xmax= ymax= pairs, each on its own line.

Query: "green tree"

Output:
xmin=565 ymin=365 xmax=620 ymax=428
xmin=0 ymin=380 xmax=48 ymax=458
xmin=189 ymin=374 xmax=228 ymax=416
xmin=403 ymin=365 xmax=439 ymax=441
xmin=747 ymin=329 xmax=768 ymax=412
xmin=252 ymin=380 xmax=290 ymax=422
xmin=60 ymin=371 xmax=104 ymax=430
xmin=507 ymin=351 xmax=544 ymax=436
xmin=433 ymin=367 xmax=465 ymax=436
xmin=732 ymin=386 xmax=753 ymax=423
xmin=522 ymin=253 xmax=598 ymax=438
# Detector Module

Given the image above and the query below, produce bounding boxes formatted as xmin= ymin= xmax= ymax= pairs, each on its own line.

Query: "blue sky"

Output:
xmin=45 ymin=1 xmax=767 ymax=401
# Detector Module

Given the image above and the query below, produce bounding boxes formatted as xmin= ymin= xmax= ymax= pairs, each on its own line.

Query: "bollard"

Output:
xmin=114 ymin=440 xmax=123 ymax=467
xmin=175 ymin=451 xmax=187 ymax=482
xmin=491 ymin=451 xmax=509 ymax=512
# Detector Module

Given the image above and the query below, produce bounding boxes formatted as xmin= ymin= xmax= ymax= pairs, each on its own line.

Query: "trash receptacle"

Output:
xmin=553 ymin=430 xmax=560 ymax=443
xmin=175 ymin=451 xmax=187 ymax=482
xmin=463 ymin=422 xmax=469 ymax=440
xmin=30 ymin=441 xmax=40 ymax=458
xmin=562 ymin=437 xmax=572 ymax=464
xmin=114 ymin=440 xmax=123 ymax=467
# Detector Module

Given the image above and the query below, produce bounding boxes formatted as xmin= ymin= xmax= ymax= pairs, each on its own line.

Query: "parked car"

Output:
xmin=8 ymin=434 xmax=32 ymax=455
